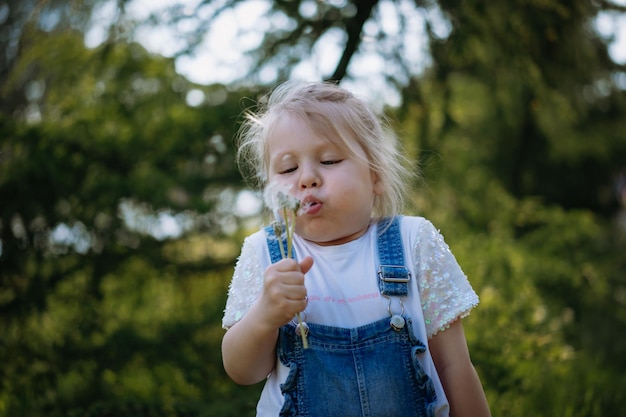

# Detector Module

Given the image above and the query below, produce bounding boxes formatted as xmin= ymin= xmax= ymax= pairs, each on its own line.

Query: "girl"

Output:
xmin=222 ymin=81 xmax=491 ymax=417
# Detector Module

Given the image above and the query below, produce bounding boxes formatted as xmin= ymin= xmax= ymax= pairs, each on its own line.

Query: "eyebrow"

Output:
xmin=269 ymin=153 xmax=295 ymax=164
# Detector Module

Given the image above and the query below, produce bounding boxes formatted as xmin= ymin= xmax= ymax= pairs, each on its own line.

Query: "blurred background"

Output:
xmin=1 ymin=0 xmax=626 ymax=416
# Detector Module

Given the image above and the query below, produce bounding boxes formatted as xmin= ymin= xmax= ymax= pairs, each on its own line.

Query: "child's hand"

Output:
xmin=258 ymin=256 xmax=313 ymax=329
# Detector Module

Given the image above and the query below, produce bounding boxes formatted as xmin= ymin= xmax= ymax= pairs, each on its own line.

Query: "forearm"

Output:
xmin=429 ymin=321 xmax=491 ymax=417
xmin=222 ymin=304 xmax=279 ymax=385
xmin=440 ymin=361 xmax=491 ymax=417
xmin=222 ymin=256 xmax=313 ymax=385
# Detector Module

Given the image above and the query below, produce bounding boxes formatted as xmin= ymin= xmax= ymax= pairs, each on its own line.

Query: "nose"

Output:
xmin=298 ymin=163 xmax=320 ymax=189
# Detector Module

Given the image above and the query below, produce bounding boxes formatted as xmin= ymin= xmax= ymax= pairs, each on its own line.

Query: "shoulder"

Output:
xmin=398 ymin=215 xmax=432 ymax=230
xmin=397 ymin=215 xmax=459 ymax=262
xmin=234 ymin=228 xmax=273 ymax=277
xmin=222 ymin=228 xmax=270 ymax=329
xmin=375 ymin=215 xmax=440 ymax=255
xmin=242 ymin=228 xmax=271 ymax=256
xmin=398 ymin=215 xmax=442 ymax=244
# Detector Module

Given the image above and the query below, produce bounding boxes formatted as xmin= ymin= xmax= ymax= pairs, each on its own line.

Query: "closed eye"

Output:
xmin=279 ymin=166 xmax=297 ymax=174
xmin=321 ymin=159 xmax=343 ymax=165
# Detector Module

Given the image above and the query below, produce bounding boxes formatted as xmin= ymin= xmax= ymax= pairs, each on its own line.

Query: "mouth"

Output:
xmin=299 ymin=197 xmax=322 ymax=215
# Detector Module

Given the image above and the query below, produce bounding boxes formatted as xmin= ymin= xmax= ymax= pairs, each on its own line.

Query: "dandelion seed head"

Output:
xmin=271 ymin=220 xmax=285 ymax=237
xmin=263 ymin=182 xmax=301 ymax=213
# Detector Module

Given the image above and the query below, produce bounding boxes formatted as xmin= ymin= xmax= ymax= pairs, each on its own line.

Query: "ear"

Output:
xmin=372 ymin=171 xmax=385 ymax=195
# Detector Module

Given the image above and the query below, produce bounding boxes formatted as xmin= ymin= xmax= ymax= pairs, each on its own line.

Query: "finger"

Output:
xmin=299 ymin=256 xmax=314 ymax=274
xmin=274 ymin=257 xmax=300 ymax=272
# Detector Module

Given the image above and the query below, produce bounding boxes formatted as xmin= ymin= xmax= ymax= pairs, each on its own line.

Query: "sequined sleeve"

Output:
xmin=412 ymin=219 xmax=479 ymax=338
xmin=222 ymin=236 xmax=265 ymax=329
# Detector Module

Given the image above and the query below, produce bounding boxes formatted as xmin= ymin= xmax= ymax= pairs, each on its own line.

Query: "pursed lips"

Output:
xmin=300 ymin=195 xmax=322 ymax=214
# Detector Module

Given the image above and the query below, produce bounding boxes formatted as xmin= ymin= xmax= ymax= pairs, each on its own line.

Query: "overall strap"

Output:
xmin=264 ymin=224 xmax=294 ymax=263
xmin=376 ymin=216 xmax=411 ymax=297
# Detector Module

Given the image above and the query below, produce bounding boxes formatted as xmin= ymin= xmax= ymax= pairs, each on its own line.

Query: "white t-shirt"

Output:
xmin=222 ymin=216 xmax=479 ymax=417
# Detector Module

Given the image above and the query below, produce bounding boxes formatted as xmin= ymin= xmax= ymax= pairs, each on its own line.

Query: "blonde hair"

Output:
xmin=236 ymin=81 xmax=415 ymax=218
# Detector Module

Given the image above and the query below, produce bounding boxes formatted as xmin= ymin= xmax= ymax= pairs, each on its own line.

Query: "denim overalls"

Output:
xmin=265 ymin=216 xmax=437 ymax=417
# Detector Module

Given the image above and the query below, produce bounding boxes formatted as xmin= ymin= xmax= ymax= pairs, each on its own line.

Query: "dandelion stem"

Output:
xmin=273 ymin=222 xmax=286 ymax=259
xmin=297 ymin=312 xmax=309 ymax=349
xmin=267 ymin=186 xmax=308 ymax=348
xmin=283 ymin=206 xmax=308 ymax=348
xmin=283 ymin=207 xmax=292 ymax=257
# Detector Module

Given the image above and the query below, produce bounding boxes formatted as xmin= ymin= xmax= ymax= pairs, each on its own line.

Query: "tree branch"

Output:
xmin=327 ymin=0 xmax=379 ymax=82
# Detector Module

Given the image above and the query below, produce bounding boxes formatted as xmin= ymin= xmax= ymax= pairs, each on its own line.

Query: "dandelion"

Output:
xmin=264 ymin=182 xmax=309 ymax=349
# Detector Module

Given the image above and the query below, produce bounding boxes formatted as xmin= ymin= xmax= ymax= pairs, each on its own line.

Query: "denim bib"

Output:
xmin=265 ymin=216 xmax=437 ymax=417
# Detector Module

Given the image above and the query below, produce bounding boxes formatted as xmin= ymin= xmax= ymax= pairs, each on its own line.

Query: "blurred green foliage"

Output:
xmin=396 ymin=1 xmax=626 ymax=413
xmin=1 ymin=1 xmax=626 ymax=416
xmin=0 ymin=23 xmax=264 ymax=417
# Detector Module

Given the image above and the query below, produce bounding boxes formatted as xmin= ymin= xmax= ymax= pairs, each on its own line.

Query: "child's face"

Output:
xmin=267 ymin=113 xmax=384 ymax=246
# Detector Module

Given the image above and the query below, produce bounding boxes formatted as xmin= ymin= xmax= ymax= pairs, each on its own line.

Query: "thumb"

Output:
xmin=299 ymin=256 xmax=314 ymax=275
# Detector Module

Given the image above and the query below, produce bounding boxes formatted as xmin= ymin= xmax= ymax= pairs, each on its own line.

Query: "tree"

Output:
xmin=393 ymin=1 xmax=626 ymax=414
xmin=2 ymin=0 xmax=626 ymax=416
xmin=0 ymin=25 xmax=263 ymax=416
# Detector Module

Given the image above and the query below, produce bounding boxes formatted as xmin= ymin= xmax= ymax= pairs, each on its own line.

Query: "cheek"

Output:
xmin=267 ymin=177 xmax=292 ymax=190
